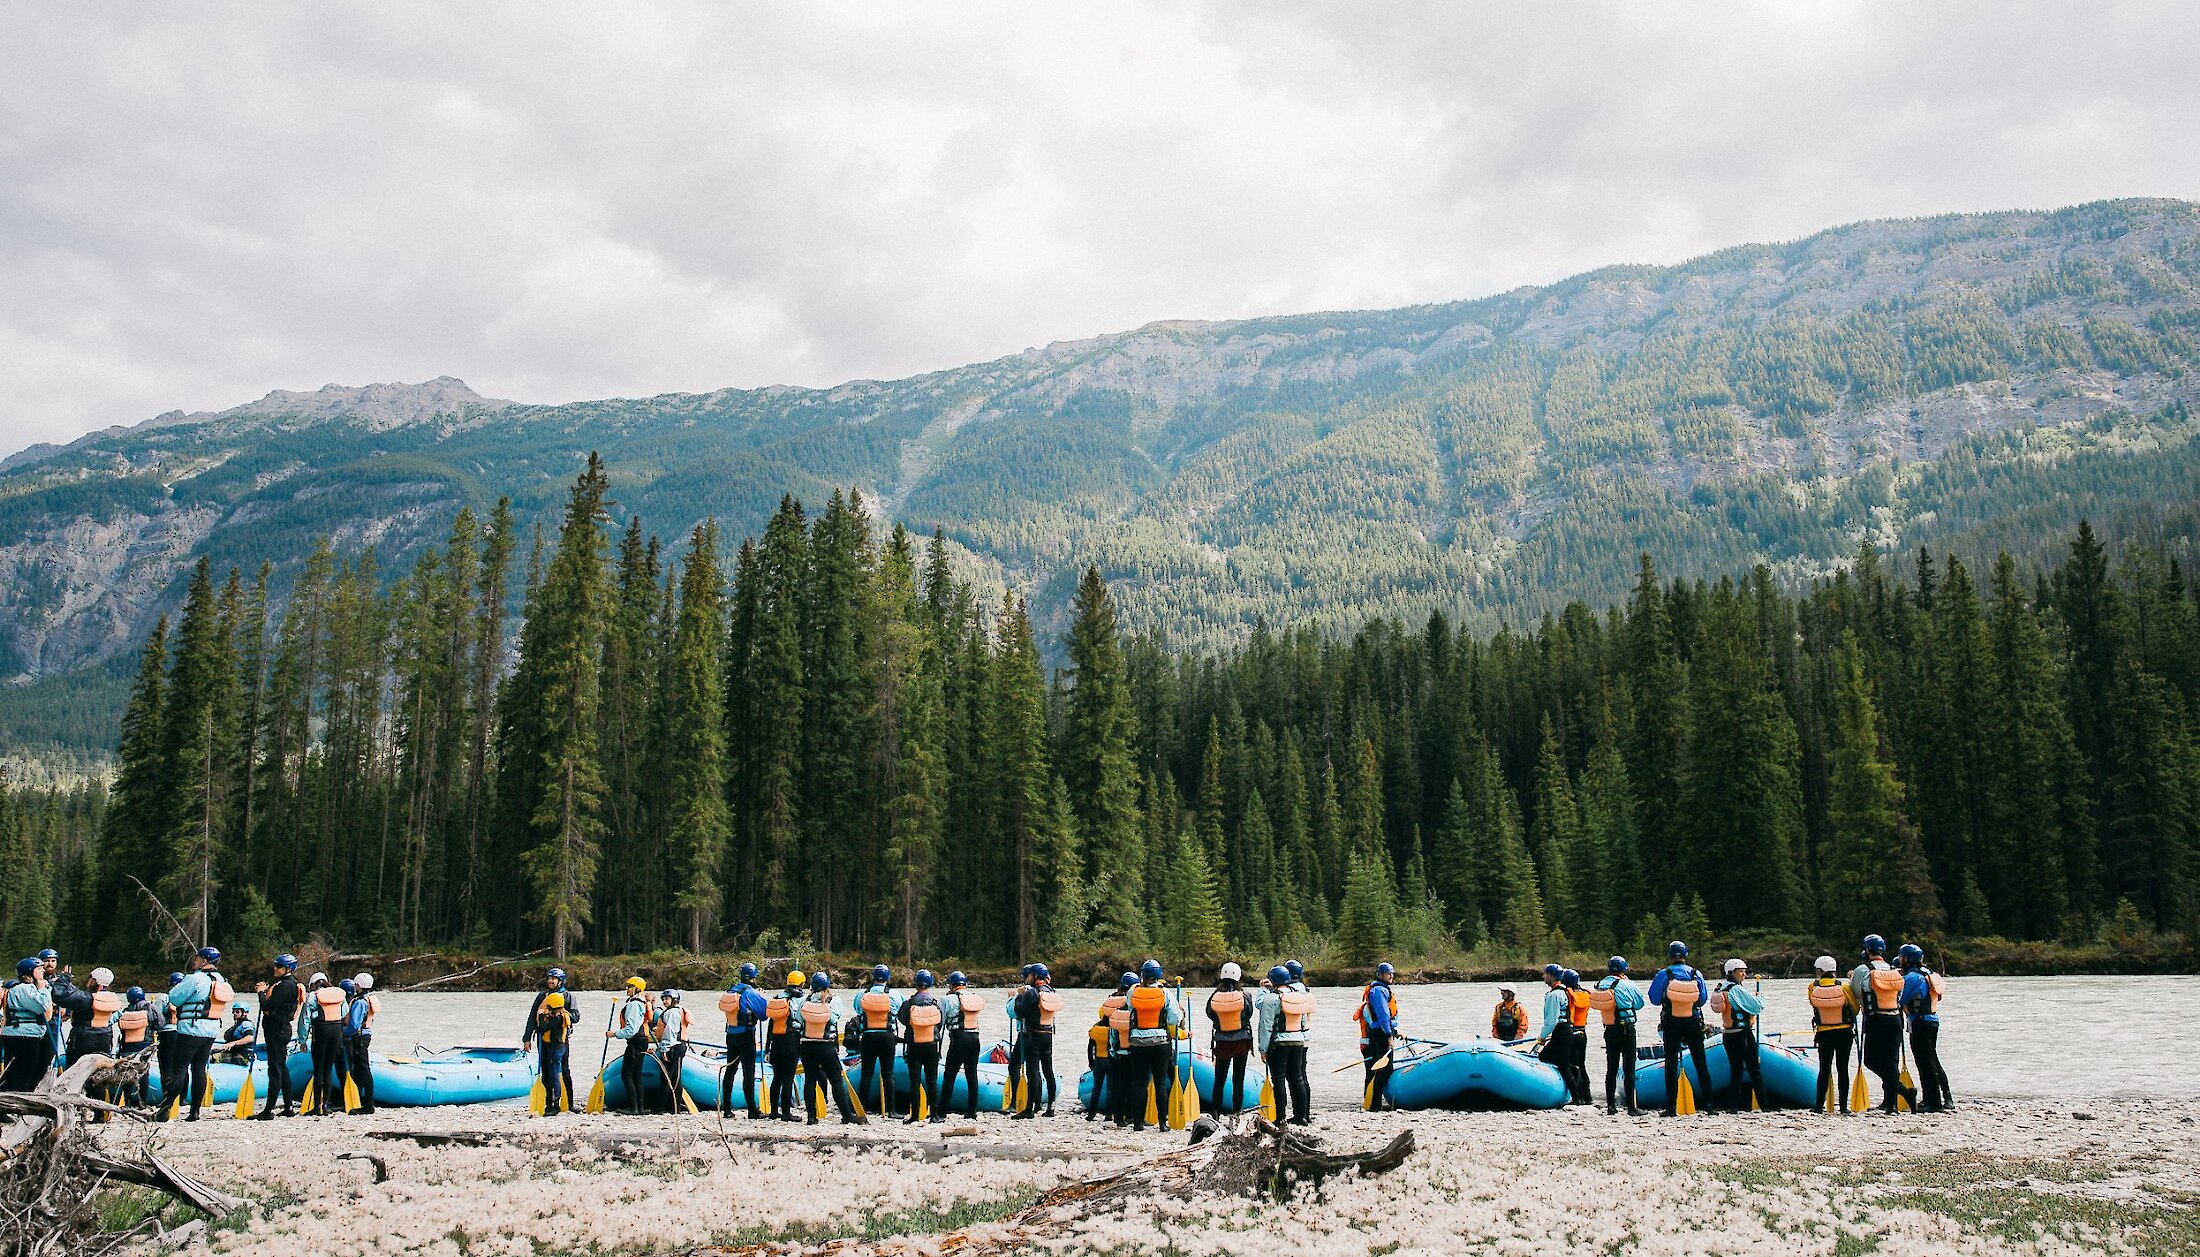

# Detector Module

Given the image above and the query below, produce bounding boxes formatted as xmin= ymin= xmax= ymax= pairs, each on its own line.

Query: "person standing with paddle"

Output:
xmin=794 ymin=972 xmax=863 ymax=1125
xmin=252 ymin=955 xmax=302 ymax=1120
xmin=1850 ymin=935 xmax=1914 ymax=1112
xmin=764 ymin=971 xmax=804 ymax=1121
xmin=1124 ymin=959 xmax=1179 ymax=1131
xmin=939 ymin=972 xmax=986 ymax=1120
xmin=531 ymin=993 xmax=573 ymax=1115
xmin=1357 ymin=962 xmax=1400 ymax=1112
xmin=1255 ymin=964 xmax=1314 ymax=1125
xmin=1806 ymin=955 xmax=1857 ymax=1114
xmin=520 ymin=967 xmax=580 ymax=1117
xmin=1898 ymin=944 xmax=1951 ymax=1112
xmin=1711 ymin=959 xmax=1762 ymax=1113
xmin=1012 ymin=963 xmax=1063 ymax=1119
xmin=1204 ymin=963 xmax=1255 ymax=1117
xmin=609 ymin=977 xmax=654 ymax=1115
xmin=1647 ymin=941 xmax=1716 ymax=1117
xmin=717 ymin=963 xmax=767 ymax=1119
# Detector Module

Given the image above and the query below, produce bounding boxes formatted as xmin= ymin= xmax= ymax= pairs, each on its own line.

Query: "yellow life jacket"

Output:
xmin=1209 ymin=989 xmax=1247 ymax=1032
xmin=1088 ymin=1022 xmax=1110 ymax=1057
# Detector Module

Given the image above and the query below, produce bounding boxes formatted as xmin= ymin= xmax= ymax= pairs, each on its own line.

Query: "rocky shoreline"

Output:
xmin=109 ymin=1097 xmax=2200 ymax=1254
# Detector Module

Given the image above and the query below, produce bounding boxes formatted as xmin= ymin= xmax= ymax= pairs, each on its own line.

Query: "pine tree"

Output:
xmin=513 ymin=453 xmax=614 ymax=958
xmin=1528 ymin=715 xmax=1583 ymax=929
xmin=1332 ymin=844 xmax=1397 ymax=964
xmin=160 ymin=558 xmax=243 ymax=947
xmin=993 ymin=594 xmax=1066 ymax=956
xmin=2100 ymin=652 xmax=2197 ymax=932
xmin=98 ymin=620 xmax=169 ymax=956
xmin=1821 ymin=633 xmax=1942 ymax=939
xmin=1682 ymin=579 xmax=1804 ymax=929
xmin=1982 ymin=554 xmax=2095 ymax=937
xmin=1063 ymin=566 xmax=1146 ymax=947
xmin=875 ymin=525 xmax=946 ymax=963
xmin=749 ymin=496 xmax=808 ymax=928
xmin=1162 ymin=825 xmax=1230 ymax=958
xmin=1579 ymin=689 xmax=1643 ymax=946
xmin=665 ymin=521 xmax=731 ymax=952
xmin=1237 ymin=787 xmax=1282 ymax=949
xmin=1431 ymin=779 xmax=1482 ymax=946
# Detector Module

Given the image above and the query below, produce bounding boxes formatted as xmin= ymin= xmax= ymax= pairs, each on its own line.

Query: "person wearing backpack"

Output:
xmin=655 ymin=990 xmax=691 ymax=1107
xmin=765 ymin=971 xmax=805 ymax=1122
xmin=1900 ymin=944 xmax=1952 ymax=1112
xmin=1589 ymin=958 xmax=1645 ymax=1116
xmin=939 ymin=972 xmax=986 ymax=1120
xmin=1204 ymin=963 xmax=1256 ymax=1116
xmin=609 ymin=978 xmax=655 ymax=1116
xmin=533 ymin=993 xmax=574 ymax=1116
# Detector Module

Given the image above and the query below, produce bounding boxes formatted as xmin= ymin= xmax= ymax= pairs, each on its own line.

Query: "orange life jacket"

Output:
xmin=1565 ymin=988 xmax=1590 ymax=1029
xmin=206 ymin=978 xmax=235 ymax=1020
xmin=1209 ymin=989 xmax=1247 ymax=1033
xmin=955 ymin=991 xmax=983 ymax=1033
xmin=91 ymin=990 xmax=124 ymax=1018
xmin=1710 ymin=987 xmax=1737 ymax=1032
xmin=1925 ymin=970 xmax=1944 ymax=1013
xmin=1586 ymin=986 xmax=1618 ymax=1026
xmin=117 ymin=1008 xmax=149 ymax=1045
xmin=718 ymin=992 xmax=745 ymax=1028
xmin=802 ymin=997 xmax=834 ymax=1039
xmin=1664 ymin=973 xmax=1701 ymax=1016
xmin=766 ymin=995 xmax=793 ymax=1034
xmin=907 ymin=1001 xmax=941 ymax=1044
xmin=1103 ymin=994 xmax=1131 ymax=1039
xmin=1128 ymin=984 xmax=1167 ymax=1030
xmin=1867 ymin=966 xmax=1905 ymax=1014
xmin=1809 ymin=980 xmax=1852 ymax=1028
xmin=860 ymin=990 xmax=893 ymax=1031
xmin=360 ymin=993 xmax=380 ymax=1028
xmin=314 ymin=986 xmax=347 ymax=1022
xmin=1278 ymin=990 xmax=1315 ymax=1034
xmin=1036 ymin=990 xmax=1062 ymax=1028
xmin=1353 ymin=983 xmax=1395 ymax=1029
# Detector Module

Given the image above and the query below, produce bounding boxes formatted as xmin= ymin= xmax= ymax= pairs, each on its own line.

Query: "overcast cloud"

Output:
xmin=4 ymin=2 xmax=2198 ymax=454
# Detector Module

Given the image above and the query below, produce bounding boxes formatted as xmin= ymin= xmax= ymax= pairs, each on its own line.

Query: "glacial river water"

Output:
xmin=303 ymin=975 xmax=2193 ymax=1106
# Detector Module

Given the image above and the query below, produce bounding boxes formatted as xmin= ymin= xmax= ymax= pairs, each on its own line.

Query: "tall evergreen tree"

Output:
xmin=1062 ymin=566 xmax=1146 ymax=947
xmin=1821 ymin=633 xmax=1942 ymax=939
xmin=665 ymin=521 xmax=731 ymax=951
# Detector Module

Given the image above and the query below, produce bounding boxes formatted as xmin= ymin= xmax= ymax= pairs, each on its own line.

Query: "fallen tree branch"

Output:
xmin=336 ymin=1152 xmax=391 ymax=1183
xmin=394 ymin=947 xmax=551 ymax=991
xmin=123 ymin=875 xmax=197 ymax=956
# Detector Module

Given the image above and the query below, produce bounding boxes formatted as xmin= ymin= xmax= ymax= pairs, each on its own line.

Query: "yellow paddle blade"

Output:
xmin=916 ymin=1083 xmax=929 ymax=1121
xmin=528 ymin=1077 xmax=546 ymax=1117
xmin=200 ymin=1074 xmax=214 ymax=1108
xmin=759 ymin=1075 xmax=772 ymax=1115
xmin=681 ymin=1088 xmax=700 ymax=1115
xmin=585 ymin=1073 xmax=607 ymax=1114
xmin=1144 ymin=1080 xmax=1158 ymax=1126
xmin=1850 ymin=1059 xmax=1870 ymax=1111
xmin=1675 ymin=1068 xmax=1697 ymax=1116
xmin=1751 ymin=1087 xmax=1761 ymax=1112
xmin=343 ymin=1076 xmax=362 ymax=1113
xmin=812 ymin=1084 xmax=827 ymax=1121
xmin=235 ymin=1074 xmax=257 ymax=1119
xmin=877 ymin=1071 xmax=889 ymax=1117
xmin=1259 ymin=1077 xmax=1277 ymax=1121
xmin=300 ymin=1079 xmax=317 ymax=1115
xmin=1897 ymin=1066 xmax=1915 ymax=1112
xmin=1821 ymin=1077 xmax=1835 ymax=1114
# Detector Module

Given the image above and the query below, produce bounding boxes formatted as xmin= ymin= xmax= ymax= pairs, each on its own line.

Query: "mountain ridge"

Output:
xmin=3 ymin=196 xmax=2200 ymax=752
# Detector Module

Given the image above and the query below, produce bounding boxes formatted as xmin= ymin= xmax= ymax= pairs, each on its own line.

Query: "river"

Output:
xmin=315 ymin=975 xmax=2174 ymax=1105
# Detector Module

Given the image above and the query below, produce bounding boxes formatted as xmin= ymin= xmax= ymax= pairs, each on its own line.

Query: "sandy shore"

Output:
xmin=105 ymin=1097 xmax=2200 ymax=1255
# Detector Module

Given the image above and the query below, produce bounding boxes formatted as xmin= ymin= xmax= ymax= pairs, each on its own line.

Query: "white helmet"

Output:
xmin=89 ymin=966 xmax=115 ymax=987
xmin=354 ymin=973 xmax=374 ymax=991
xmin=308 ymin=972 xmax=328 ymax=986
xmin=1722 ymin=958 xmax=1747 ymax=976
xmin=1814 ymin=955 xmax=1837 ymax=974
xmin=1218 ymin=962 xmax=1242 ymax=981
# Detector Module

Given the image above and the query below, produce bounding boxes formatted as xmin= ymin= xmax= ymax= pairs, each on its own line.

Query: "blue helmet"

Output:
xmin=1031 ymin=963 xmax=1050 ymax=982
xmin=1897 ymin=943 xmax=1924 ymax=969
xmin=547 ymin=967 xmax=567 ymax=983
xmin=1284 ymin=959 xmax=1304 ymax=980
xmin=1861 ymin=933 xmax=1887 ymax=955
xmin=339 ymin=979 xmax=357 ymax=995
xmin=1667 ymin=941 xmax=1689 ymax=960
xmin=274 ymin=953 xmax=298 ymax=971
xmin=126 ymin=986 xmax=145 ymax=1003
xmin=1021 ymin=963 xmax=1037 ymax=978
xmin=872 ymin=964 xmax=892 ymax=984
xmin=1608 ymin=956 xmax=1629 ymax=973
xmin=1375 ymin=962 xmax=1395 ymax=978
xmin=14 ymin=958 xmax=36 ymax=977
xmin=947 ymin=971 xmax=967 ymax=988
xmin=1140 ymin=959 xmax=1164 ymax=982
xmin=1267 ymin=965 xmax=1290 ymax=985
xmin=1542 ymin=962 xmax=1563 ymax=979
xmin=739 ymin=962 xmax=760 ymax=982
xmin=1118 ymin=971 xmax=1137 ymax=989
xmin=914 ymin=969 xmax=935 ymax=989
xmin=37 ymin=949 xmax=57 ymax=961
xmin=1561 ymin=969 xmax=1581 ymax=988
xmin=168 ymin=971 xmax=185 ymax=986
xmin=196 ymin=946 xmax=221 ymax=964
xmin=810 ymin=972 xmax=831 ymax=991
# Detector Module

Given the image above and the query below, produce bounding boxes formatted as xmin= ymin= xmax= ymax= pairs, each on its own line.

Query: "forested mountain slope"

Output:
xmin=6 ymin=197 xmax=2200 ymax=752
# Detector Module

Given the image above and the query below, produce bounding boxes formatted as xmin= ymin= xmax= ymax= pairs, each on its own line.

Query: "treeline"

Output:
xmin=56 ymin=453 xmax=2200 ymax=966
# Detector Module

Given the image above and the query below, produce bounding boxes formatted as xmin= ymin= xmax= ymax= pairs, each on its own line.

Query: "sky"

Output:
xmin=4 ymin=2 xmax=2199 ymax=455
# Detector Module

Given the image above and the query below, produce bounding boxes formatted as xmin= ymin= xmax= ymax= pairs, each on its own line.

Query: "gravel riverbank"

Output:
xmin=107 ymin=1095 xmax=2200 ymax=1255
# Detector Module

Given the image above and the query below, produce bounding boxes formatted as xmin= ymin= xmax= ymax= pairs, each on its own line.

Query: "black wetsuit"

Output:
xmin=259 ymin=976 xmax=301 ymax=1114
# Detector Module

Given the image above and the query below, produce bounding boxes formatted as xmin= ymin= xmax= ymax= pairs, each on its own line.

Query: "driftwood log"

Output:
xmin=367 ymin=1124 xmax=1083 ymax=1164
xmin=686 ymin=1115 xmax=1415 ymax=1255
xmin=0 ymin=1056 xmax=245 ymax=1256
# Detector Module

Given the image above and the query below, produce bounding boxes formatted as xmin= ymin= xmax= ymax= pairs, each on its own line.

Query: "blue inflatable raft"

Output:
xmin=1385 ymin=1039 xmax=1570 ymax=1110
xmin=357 ymin=1043 xmax=537 ymax=1107
xmin=1073 ymin=1050 xmax=1270 ymax=1116
xmin=1631 ymin=1034 xmax=1819 ymax=1110
xmin=145 ymin=1046 xmax=271 ymax=1106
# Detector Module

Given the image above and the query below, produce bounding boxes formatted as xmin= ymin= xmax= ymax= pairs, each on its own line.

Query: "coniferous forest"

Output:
xmin=19 ymin=452 xmax=2198 ymax=970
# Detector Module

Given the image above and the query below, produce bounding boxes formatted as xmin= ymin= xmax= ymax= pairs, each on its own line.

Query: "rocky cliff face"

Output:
xmin=4 ymin=199 xmax=2200 ymax=746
